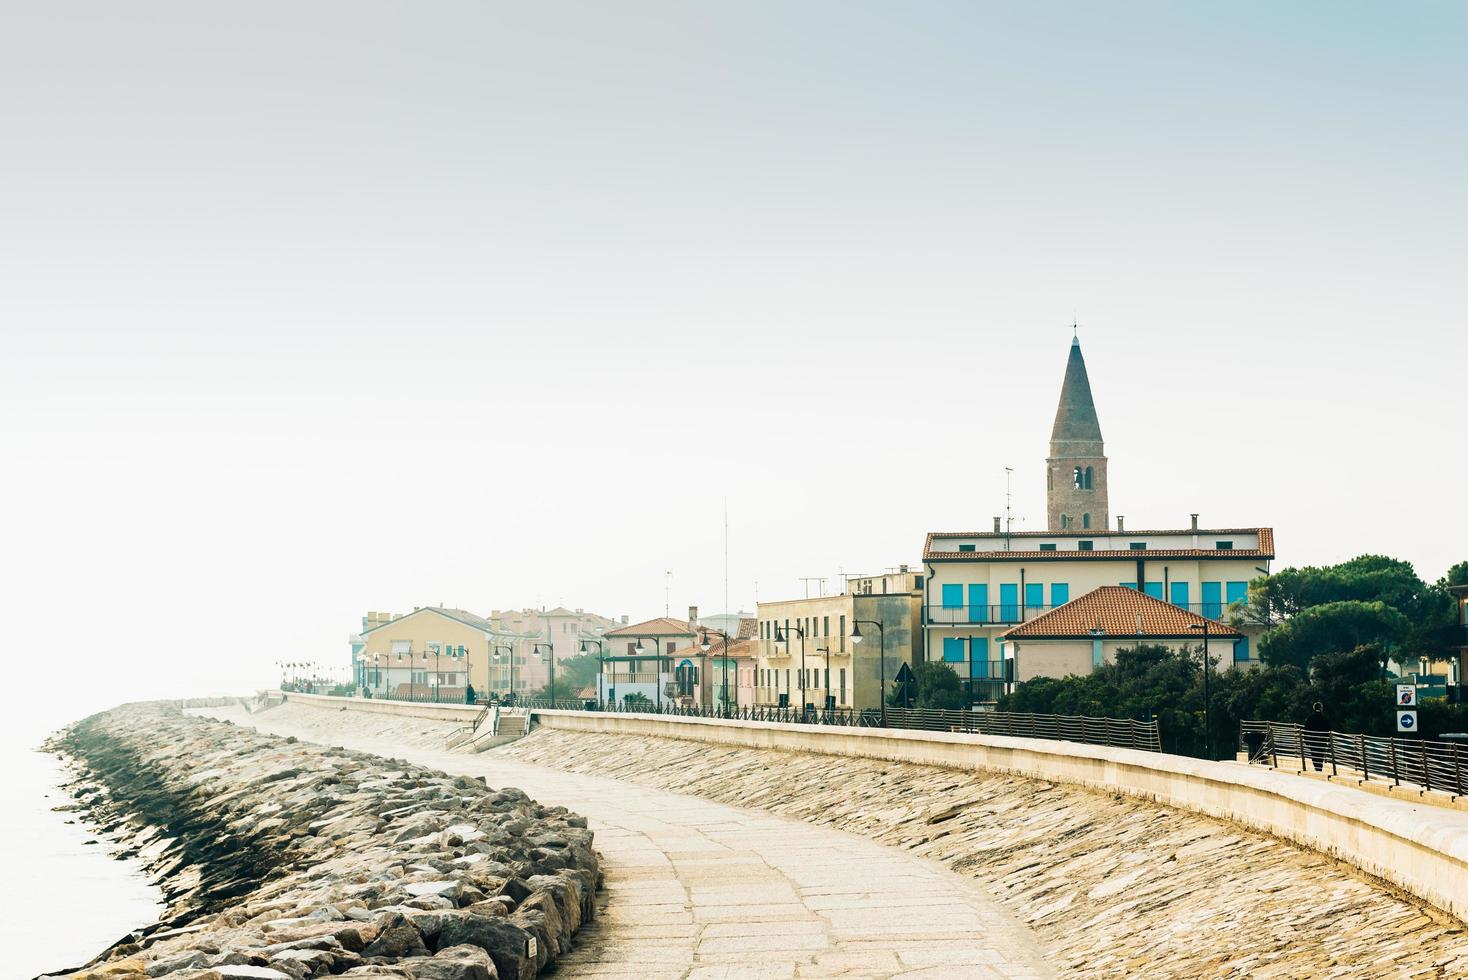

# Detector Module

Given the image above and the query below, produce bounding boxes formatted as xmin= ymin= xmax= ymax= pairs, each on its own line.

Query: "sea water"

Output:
xmin=0 ymin=697 xmax=164 ymax=979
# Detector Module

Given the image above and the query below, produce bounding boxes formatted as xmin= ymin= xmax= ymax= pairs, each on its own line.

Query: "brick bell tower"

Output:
xmin=1046 ymin=336 xmax=1108 ymax=532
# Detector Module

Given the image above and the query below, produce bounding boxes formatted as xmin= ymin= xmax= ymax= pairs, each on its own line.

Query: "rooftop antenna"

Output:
xmin=799 ymin=576 xmax=827 ymax=598
xmin=723 ymin=497 xmax=729 ymax=618
xmin=1004 ymin=466 xmax=1015 ymax=551
xmin=664 ymin=570 xmax=672 ymax=618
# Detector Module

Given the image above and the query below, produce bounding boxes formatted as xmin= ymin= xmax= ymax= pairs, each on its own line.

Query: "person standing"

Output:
xmin=1304 ymin=702 xmax=1331 ymax=771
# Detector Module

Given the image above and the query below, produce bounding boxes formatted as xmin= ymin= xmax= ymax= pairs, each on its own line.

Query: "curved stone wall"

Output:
xmin=528 ymin=709 xmax=1468 ymax=924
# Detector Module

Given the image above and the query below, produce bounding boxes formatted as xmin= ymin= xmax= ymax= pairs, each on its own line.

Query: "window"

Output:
xmin=839 ymin=668 xmax=846 ymax=703
xmin=1084 ymin=466 xmax=1094 ymax=490
xmin=1233 ymin=636 xmax=1252 ymax=662
xmin=839 ymin=615 xmax=846 ymax=652
xmin=1077 ymin=540 xmax=1093 ymax=551
xmin=1083 ymin=513 xmax=1091 ymax=529
xmin=1226 ymin=581 xmax=1249 ymax=607
xmin=941 ymin=583 xmax=964 ymax=608
xmin=1039 ymin=543 xmax=1057 ymax=552
xmin=666 ymin=641 xmax=675 ymax=654
xmin=1144 ymin=582 xmax=1164 ymax=599
xmin=1050 ymin=583 xmax=1070 ymax=606
xmin=958 ymin=544 xmax=976 ymax=552
xmin=1025 ymin=583 xmax=1043 ymax=609
xmin=823 ymin=615 xmax=829 ymax=638
xmin=1122 ymin=581 xmax=1138 ymax=589
xmin=1215 ymin=540 xmax=1234 ymax=550
xmin=391 ymin=639 xmax=412 ymax=655
xmin=1129 ymin=542 xmax=1147 ymax=551
xmin=942 ymin=637 xmax=965 ymax=663
xmin=1073 ymin=466 xmax=1084 ymax=489
xmin=1061 ymin=515 xmax=1070 ymax=529
xmin=968 ymin=584 xmax=989 ymax=623
xmin=1170 ymin=582 xmax=1190 ymax=607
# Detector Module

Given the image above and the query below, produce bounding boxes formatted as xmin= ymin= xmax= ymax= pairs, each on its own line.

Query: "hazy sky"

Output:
xmin=2 ymin=2 xmax=1464 ymax=701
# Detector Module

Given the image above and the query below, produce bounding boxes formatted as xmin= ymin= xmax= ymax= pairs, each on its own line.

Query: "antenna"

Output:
xmin=1004 ymin=467 xmax=1014 ymax=551
xmin=723 ymin=497 xmax=729 ymax=619
xmin=664 ymin=570 xmax=672 ymax=618
xmin=799 ymin=576 xmax=827 ymax=598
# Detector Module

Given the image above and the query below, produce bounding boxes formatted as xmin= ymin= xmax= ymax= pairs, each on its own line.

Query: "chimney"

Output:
xmin=621 ymin=615 xmax=629 ymax=625
xmin=1116 ymin=516 xmax=1125 ymax=532
xmin=1190 ymin=513 xmax=1199 ymax=531
xmin=688 ymin=605 xmax=699 ymax=628
xmin=993 ymin=517 xmax=1002 ymax=532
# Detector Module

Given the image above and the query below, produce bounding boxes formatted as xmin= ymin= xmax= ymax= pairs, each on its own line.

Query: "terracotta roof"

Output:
xmin=924 ymin=527 xmax=1274 ymax=561
xmin=604 ymin=616 xmax=695 ymax=638
xmin=736 ymin=617 xmax=759 ymax=640
xmin=702 ymin=638 xmax=758 ymax=660
xmin=361 ymin=606 xmax=494 ymax=635
xmin=1001 ymin=586 xmax=1242 ymax=640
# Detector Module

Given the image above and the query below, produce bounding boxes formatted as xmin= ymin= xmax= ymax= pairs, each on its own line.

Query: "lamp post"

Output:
xmin=533 ymin=642 xmax=556 ymax=704
xmin=579 ymin=638 xmax=605 ymax=708
xmin=850 ymin=619 xmax=887 ymax=725
xmin=699 ymin=629 xmax=734 ymax=716
xmin=1189 ymin=620 xmax=1212 ymax=760
xmin=370 ymin=653 xmax=382 ymax=697
xmin=634 ymin=637 xmax=665 ymax=710
xmin=815 ymin=646 xmax=834 ymax=714
xmin=773 ymin=623 xmax=808 ymax=718
xmin=492 ymin=643 xmax=516 ymax=701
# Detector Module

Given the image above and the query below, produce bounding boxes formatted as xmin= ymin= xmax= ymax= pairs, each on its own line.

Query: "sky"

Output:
xmin=1 ymin=2 xmax=1464 ymax=707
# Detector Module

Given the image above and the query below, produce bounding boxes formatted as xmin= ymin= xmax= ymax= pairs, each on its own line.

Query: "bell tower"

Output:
xmin=1046 ymin=337 xmax=1108 ymax=532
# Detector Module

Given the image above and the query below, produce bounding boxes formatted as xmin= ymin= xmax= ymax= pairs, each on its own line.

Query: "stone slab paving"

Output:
xmin=197 ymin=704 xmax=1053 ymax=979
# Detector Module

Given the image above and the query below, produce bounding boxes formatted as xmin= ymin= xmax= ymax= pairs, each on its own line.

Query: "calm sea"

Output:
xmin=0 ymin=696 xmax=165 ymax=979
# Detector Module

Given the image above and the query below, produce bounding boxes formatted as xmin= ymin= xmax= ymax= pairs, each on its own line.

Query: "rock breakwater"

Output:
xmin=48 ymin=702 xmax=600 ymax=980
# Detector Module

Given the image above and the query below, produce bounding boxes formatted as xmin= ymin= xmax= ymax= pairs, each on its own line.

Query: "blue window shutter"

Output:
xmin=1233 ymin=635 xmax=1251 ymax=662
xmin=1025 ymin=583 xmax=1044 ymax=609
xmin=971 ymin=637 xmax=989 ymax=676
xmin=1050 ymin=583 xmax=1070 ymax=606
xmin=999 ymin=584 xmax=1019 ymax=621
xmin=968 ymin=584 xmax=989 ymax=623
xmin=1226 ymin=581 xmax=1249 ymax=607
xmin=1092 ymin=638 xmax=1104 ymax=668
xmin=942 ymin=584 xmax=963 ymax=608
xmin=1202 ymin=582 xmax=1222 ymax=619
xmin=1170 ymin=582 xmax=1190 ymax=607
xmin=1121 ymin=581 xmax=1138 ymax=590
xmin=942 ymin=637 xmax=965 ymax=663
xmin=1144 ymin=582 xmax=1164 ymax=599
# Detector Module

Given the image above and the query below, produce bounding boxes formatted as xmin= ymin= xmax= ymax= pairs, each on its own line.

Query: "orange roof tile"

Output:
xmin=604 ymin=616 xmax=695 ymax=638
xmin=1001 ymin=586 xmax=1242 ymax=640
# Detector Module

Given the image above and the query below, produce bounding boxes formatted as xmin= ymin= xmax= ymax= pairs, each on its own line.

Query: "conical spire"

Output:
xmin=1050 ymin=338 xmax=1103 ymax=447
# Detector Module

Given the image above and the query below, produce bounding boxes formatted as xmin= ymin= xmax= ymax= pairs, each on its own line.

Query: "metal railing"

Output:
xmin=923 ymin=600 xmax=1249 ymax=627
xmin=1240 ymin=720 xmax=1468 ymax=797
xmin=516 ymin=698 xmax=1162 ymax=751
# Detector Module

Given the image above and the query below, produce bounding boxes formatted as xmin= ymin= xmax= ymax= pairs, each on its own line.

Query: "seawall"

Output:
xmin=526 ymin=708 xmax=1468 ymax=925
xmin=49 ymin=700 xmax=600 ymax=980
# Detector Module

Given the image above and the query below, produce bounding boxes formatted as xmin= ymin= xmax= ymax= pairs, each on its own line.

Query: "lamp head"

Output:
xmin=850 ymin=622 xmax=864 ymax=644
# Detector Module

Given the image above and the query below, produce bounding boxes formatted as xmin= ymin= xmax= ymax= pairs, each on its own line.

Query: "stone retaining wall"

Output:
xmin=524 ymin=708 xmax=1468 ymax=924
xmin=49 ymin=701 xmax=599 ymax=980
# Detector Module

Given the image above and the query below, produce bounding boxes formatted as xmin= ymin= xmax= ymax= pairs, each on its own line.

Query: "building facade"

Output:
xmin=599 ymin=615 xmax=698 ymax=707
xmin=754 ymin=571 xmax=924 ymax=711
xmin=357 ymin=606 xmax=486 ymax=701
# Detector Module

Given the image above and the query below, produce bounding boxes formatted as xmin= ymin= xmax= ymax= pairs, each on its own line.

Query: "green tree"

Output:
xmin=902 ymin=661 xmax=966 ymax=710
xmin=1258 ymin=601 xmax=1410 ymax=672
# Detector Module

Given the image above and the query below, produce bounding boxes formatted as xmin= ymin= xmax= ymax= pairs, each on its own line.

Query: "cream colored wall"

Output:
xmin=755 ymin=595 xmax=856 ymax=706
xmin=1016 ymin=642 xmax=1091 ymax=681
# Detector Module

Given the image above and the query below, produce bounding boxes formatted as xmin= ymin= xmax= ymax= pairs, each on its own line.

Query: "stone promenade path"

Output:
xmin=196 ymin=705 xmax=1051 ymax=980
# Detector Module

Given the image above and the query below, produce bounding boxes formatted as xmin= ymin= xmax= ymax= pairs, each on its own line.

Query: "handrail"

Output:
xmin=1239 ymin=720 xmax=1468 ymax=798
xmin=515 ymin=699 xmax=1162 ymax=751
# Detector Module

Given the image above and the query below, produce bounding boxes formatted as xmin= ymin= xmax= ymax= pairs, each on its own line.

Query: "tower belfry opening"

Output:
xmin=1046 ymin=336 xmax=1108 ymax=532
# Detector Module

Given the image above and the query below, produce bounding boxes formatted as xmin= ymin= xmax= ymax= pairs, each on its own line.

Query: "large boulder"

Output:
xmin=431 ymin=915 xmax=535 ymax=980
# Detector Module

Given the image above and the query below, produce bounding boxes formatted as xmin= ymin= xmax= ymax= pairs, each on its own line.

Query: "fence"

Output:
xmin=1240 ymin=720 xmax=1468 ymax=797
xmin=514 ymin=697 xmax=1162 ymax=752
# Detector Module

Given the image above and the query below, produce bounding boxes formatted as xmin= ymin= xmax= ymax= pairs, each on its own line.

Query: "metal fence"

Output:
xmin=1240 ymin=720 xmax=1468 ymax=797
xmin=513 ymin=698 xmax=1162 ymax=752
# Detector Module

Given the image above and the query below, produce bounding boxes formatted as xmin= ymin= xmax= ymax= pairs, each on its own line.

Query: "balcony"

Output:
xmin=602 ymin=671 xmax=662 ymax=685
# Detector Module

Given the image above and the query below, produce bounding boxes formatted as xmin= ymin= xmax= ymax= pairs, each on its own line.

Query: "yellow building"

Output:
xmin=358 ymin=606 xmax=492 ymax=701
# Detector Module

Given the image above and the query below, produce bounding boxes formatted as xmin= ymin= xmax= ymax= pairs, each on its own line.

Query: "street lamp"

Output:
xmin=815 ymin=646 xmax=834 ymax=714
xmin=1189 ymin=620 xmax=1213 ymax=759
xmin=492 ymin=643 xmax=516 ymax=701
xmin=532 ymin=642 xmax=556 ymax=704
xmin=851 ymin=619 xmax=886 ymax=725
xmin=773 ymin=623 xmax=808 ymax=717
xmin=633 ymin=637 xmax=665 ymax=710
xmin=579 ymin=638 xmax=605 ymax=708
xmin=699 ymin=628 xmax=735 ymax=716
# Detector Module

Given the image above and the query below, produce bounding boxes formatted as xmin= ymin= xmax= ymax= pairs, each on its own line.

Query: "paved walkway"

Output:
xmin=196 ymin=706 xmax=1052 ymax=979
